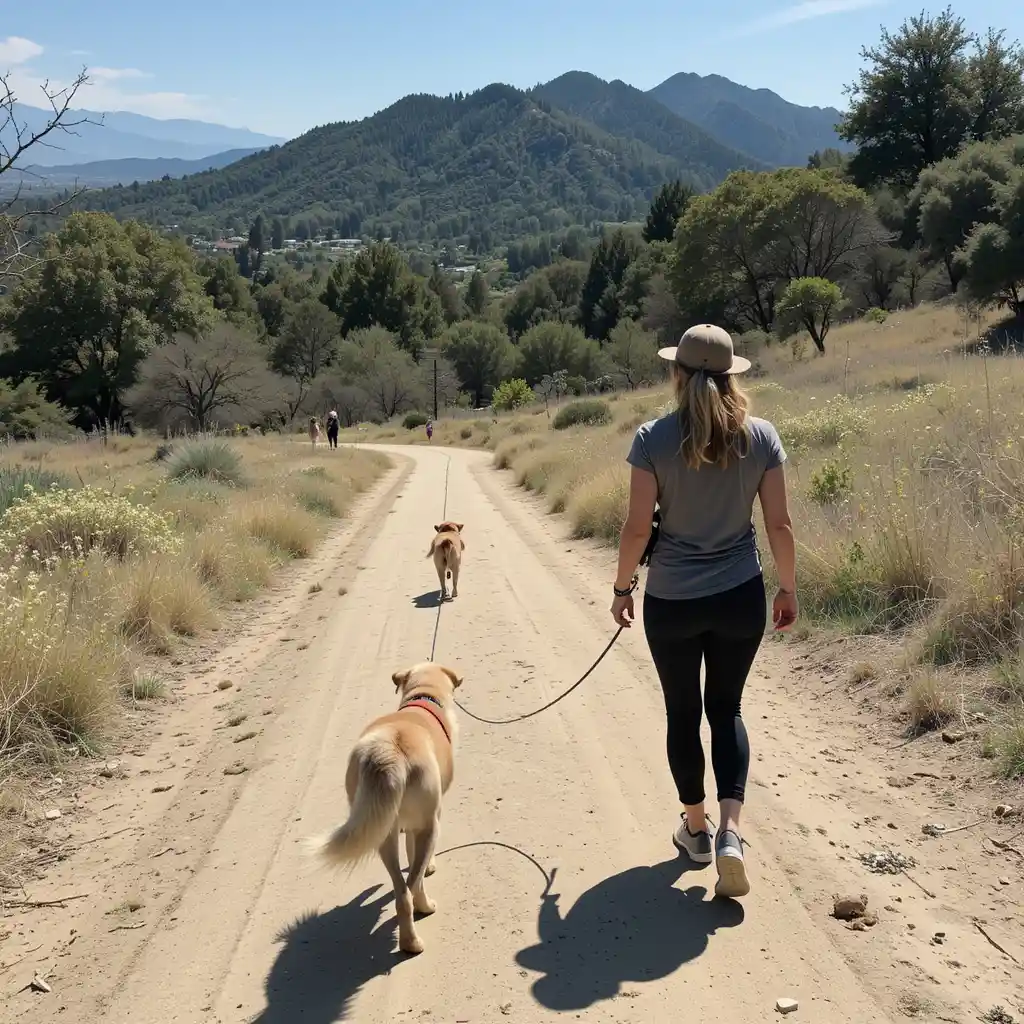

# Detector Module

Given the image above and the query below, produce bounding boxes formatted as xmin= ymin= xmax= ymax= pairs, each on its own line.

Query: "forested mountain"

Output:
xmin=74 ymin=84 xmax=757 ymax=246
xmin=648 ymin=72 xmax=851 ymax=167
xmin=534 ymin=72 xmax=767 ymax=175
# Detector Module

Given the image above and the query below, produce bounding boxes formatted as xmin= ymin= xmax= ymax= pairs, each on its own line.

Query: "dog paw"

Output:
xmin=413 ymin=896 xmax=436 ymax=916
xmin=399 ymin=934 xmax=425 ymax=955
xmin=425 ymin=860 xmax=437 ymax=877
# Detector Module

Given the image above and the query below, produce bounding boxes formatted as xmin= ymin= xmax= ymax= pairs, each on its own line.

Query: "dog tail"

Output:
xmin=428 ymin=536 xmax=454 ymax=559
xmin=317 ymin=735 xmax=406 ymax=867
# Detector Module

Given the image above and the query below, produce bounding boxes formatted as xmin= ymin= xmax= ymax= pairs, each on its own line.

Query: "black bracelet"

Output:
xmin=613 ymin=574 xmax=639 ymax=598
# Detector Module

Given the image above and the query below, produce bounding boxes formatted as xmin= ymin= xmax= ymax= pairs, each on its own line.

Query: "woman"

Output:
xmin=610 ymin=324 xmax=797 ymax=900
xmin=326 ymin=408 xmax=340 ymax=449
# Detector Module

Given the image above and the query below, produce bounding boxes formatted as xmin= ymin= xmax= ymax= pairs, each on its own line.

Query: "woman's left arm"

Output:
xmin=611 ymin=468 xmax=658 ymax=626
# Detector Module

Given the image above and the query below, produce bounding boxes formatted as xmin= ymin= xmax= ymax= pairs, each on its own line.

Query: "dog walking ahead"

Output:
xmin=313 ymin=662 xmax=463 ymax=954
xmin=427 ymin=521 xmax=464 ymax=601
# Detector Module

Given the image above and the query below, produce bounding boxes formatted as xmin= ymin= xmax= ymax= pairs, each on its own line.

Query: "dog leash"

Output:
xmin=453 ymin=626 xmax=624 ymax=725
xmin=428 ymin=454 xmax=453 ymax=662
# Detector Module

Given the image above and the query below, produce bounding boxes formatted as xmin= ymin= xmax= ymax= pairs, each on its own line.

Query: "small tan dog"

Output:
xmin=427 ymin=521 xmax=464 ymax=601
xmin=308 ymin=417 xmax=321 ymax=449
xmin=315 ymin=662 xmax=462 ymax=955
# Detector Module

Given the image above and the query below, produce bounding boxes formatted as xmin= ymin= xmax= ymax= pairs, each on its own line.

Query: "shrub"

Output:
xmin=166 ymin=439 xmax=243 ymax=485
xmin=0 ymin=379 xmax=75 ymax=440
xmin=459 ymin=426 xmax=473 ymax=440
xmin=570 ymin=467 xmax=629 ymax=542
xmin=189 ymin=528 xmax=275 ymax=602
xmin=0 ymin=486 xmax=180 ymax=561
xmin=552 ymin=399 xmax=612 ymax=430
xmin=118 ymin=557 xmax=219 ymax=653
xmin=402 ymin=411 xmax=429 ymax=430
xmin=808 ymin=460 xmax=853 ymax=505
xmin=0 ymin=571 xmax=127 ymax=754
xmin=863 ymin=307 xmax=889 ymax=324
xmin=239 ymin=501 xmax=319 ymax=559
xmin=295 ymin=481 xmax=341 ymax=518
xmin=777 ymin=397 xmax=869 ymax=448
xmin=0 ymin=465 xmax=72 ymax=517
xmin=904 ymin=669 xmax=958 ymax=734
xmin=492 ymin=378 xmax=533 ymax=412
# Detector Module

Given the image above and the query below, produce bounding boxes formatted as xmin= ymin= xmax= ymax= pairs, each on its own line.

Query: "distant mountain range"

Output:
xmin=15 ymin=71 xmax=851 ymax=245
xmin=6 ymin=149 xmax=266 ymax=190
xmin=2 ymin=103 xmax=284 ymax=166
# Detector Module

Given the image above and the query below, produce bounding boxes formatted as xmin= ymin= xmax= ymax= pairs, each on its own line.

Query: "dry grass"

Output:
xmin=0 ymin=435 xmax=390 ymax=873
xmin=360 ymin=302 xmax=1024 ymax=778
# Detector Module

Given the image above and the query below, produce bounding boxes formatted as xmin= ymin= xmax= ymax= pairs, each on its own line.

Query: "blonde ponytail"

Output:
xmin=674 ymin=367 xmax=750 ymax=469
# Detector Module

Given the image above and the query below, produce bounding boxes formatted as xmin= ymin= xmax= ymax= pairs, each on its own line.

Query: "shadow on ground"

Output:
xmin=253 ymin=885 xmax=405 ymax=1023
xmin=412 ymin=590 xmax=442 ymax=609
xmin=516 ymin=857 xmax=744 ymax=1011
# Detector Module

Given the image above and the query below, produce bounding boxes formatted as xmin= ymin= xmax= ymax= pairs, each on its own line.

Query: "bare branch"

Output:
xmin=0 ymin=69 xmax=95 ymax=280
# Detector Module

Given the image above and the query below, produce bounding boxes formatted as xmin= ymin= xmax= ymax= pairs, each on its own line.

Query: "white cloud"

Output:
xmin=0 ymin=35 xmax=44 ymax=67
xmin=738 ymin=0 xmax=887 ymax=34
xmin=4 ymin=41 xmax=212 ymax=120
xmin=90 ymin=67 xmax=151 ymax=82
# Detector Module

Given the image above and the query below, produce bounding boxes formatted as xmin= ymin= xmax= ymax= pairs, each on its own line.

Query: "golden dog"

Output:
xmin=427 ymin=521 xmax=464 ymax=601
xmin=315 ymin=662 xmax=462 ymax=955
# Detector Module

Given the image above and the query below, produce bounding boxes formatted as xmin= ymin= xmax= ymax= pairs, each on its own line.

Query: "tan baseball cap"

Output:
xmin=658 ymin=324 xmax=751 ymax=375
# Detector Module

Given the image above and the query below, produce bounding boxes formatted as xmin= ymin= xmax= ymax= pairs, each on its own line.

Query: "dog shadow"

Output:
xmin=412 ymin=590 xmax=442 ymax=609
xmin=252 ymin=885 xmax=404 ymax=1024
xmin=515 ymin=857 xmax=744 ymax=1011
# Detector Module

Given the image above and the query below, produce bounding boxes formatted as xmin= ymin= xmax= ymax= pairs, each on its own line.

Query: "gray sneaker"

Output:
xmin=672 ymin=819 xmax=713 ymax=865
xmin=714 ymin=829 xmax=750 ymax=898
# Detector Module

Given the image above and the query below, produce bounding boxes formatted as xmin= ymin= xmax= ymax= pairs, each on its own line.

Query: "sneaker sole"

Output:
xmin=715 ymin=854 xmax=750 ymax=898
xmin=672 ymin=833 xmax=713 ymax=865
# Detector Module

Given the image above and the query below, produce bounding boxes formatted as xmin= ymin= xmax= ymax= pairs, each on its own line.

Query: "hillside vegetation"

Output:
xmin=0 ymin=435 xmax=389 ymax=873
xmin=75 ymin=84 xmax=753 ymax=246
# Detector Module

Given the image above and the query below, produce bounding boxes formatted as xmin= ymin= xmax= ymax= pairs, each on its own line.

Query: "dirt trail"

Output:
xmin=4 ymin=445 xmax=1021 ymax=1023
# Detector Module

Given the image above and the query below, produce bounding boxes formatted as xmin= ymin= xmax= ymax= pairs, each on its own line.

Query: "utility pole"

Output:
xmin=433 ymin=358 xmax=438 ymax=420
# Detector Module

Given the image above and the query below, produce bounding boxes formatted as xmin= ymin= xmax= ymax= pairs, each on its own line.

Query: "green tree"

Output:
xmin=956 ymin=166 xmax=1024 ymax=316
xmin=607 ymin=318 xmax=662 ymax=389
xmin=269 ymin=298 xmax=341 ymax=418
xmin=336 ymin=326 xmax=424 ymax=419
xmin=271 ymin=217 xmax=286 ymax=250
xmin=579 ymin=229 xmax=644 ymax=340
xmin=906 ymin=137 xmax=1021 ymax=291
xmin=643 ymin=180 xmax=695 ymax=244
xmin=202 ymin=255 xmax=256 ymax=323
xmin=518 ymin=321 xmax=604 ymax=385
xmin=491 ymin=378 xmax=533 ymax=411
xmin=128 ymin=324 xmax=269 ymax=432
xmin=0 ymin=379 xmax=75 ymax=439
xmin=254 ymin=284 xmax=290 ymax=337
xmin=339 ymin=242 xmax=442 ymax=358
xmin=671 ymin=168 xmax=880 ymax=333
xmin=465 ymin=271 xmax=490 ymax=317
xmin=441 ymin=320 xmax=518 ymax=407
xmin=841 ymin=9 xmax=1024 ymax=189
xmin=856 ymin=246 xmax=909 ymax=310
xmin=776 ymin=277 xmax=846 ymax=354
xmin=1 ymin=212 xmax=212 ymax=428
xmin=428 ymin=264 xmax=463 ymax=325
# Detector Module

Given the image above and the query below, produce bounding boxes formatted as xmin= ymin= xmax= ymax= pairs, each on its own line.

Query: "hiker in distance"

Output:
xmin=326 ymin=408 xmax=340 ymax=449
xmin=610 ymin=324 xmax=798 ymax=900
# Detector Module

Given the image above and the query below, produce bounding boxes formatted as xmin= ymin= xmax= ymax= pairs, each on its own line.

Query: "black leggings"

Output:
xmin=643 ymin=575 xmax=766 ymax=807
xmin=326 ymin=425 xmax=339 ymax=449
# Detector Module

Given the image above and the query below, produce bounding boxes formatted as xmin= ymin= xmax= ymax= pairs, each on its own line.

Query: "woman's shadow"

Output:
xmin=516 ymin=857 xmax=744 ymax=1011
xmin=252 ymin=885 xmax=401 ymax=1024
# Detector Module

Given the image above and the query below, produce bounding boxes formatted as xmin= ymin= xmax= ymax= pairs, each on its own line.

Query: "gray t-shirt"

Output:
xmin=626 ymin=413 xmax=786 ymax=600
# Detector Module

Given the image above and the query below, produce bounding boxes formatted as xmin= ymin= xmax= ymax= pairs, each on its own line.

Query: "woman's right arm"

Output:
xmin=758 ymin=465 xmax=798 ymax=629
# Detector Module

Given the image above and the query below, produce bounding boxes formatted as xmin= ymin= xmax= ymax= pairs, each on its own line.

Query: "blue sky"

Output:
xmin=2 ymin=1 xmax=1021 ymax=138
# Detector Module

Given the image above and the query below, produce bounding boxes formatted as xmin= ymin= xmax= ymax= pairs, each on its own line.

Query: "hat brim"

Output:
xmin=657 ymin=348 xmax=751 ymax=375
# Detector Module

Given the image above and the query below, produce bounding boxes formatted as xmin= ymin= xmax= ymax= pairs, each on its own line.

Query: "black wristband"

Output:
xmin=613 ymin=574 xmax=638 ymax=598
